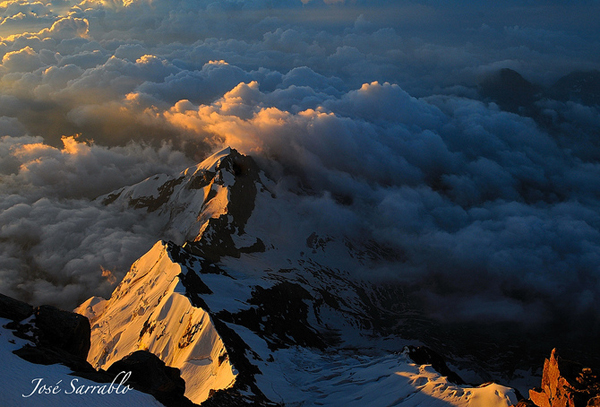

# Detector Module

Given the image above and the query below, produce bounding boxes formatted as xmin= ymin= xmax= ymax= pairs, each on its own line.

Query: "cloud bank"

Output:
xmin=159 ymin=80 xmax=600 ymax=336
xmin=0 ymin=0 xmax=599 ymax=350
xmin=0 ymin=134 xmax=191 ymax=306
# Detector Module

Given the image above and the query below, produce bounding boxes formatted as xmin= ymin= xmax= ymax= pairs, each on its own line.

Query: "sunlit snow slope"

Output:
xmin=76 ymin=241 xmax=237 ymax=404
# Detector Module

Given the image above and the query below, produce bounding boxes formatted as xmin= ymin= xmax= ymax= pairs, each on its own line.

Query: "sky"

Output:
xmin=0 ymin=0 xmax=599 ymax=350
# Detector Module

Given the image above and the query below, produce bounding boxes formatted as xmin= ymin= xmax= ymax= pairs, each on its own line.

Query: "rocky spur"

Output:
xmin=22 ymin=371 xmax=133 ymax=398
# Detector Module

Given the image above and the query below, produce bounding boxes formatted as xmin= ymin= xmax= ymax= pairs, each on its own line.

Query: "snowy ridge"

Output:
xmin=76 ymin=241 xmax=236 ymax=404
xmin=100 ymin=147 xmax=240 ymax=245
xmin=79 ymin=147 xmax=521 ymax=406
xmin=251 ymin=348 xmax=517 ymax=406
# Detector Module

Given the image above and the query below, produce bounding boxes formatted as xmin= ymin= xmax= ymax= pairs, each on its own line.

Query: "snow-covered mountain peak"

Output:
xmin=101 ymin=147 xmax=263 ymax=250
xmin=76 ymin=240 xmax=237 ymax=405
xmin=78 ymin=148 xmax=523 ymax=406
xmin=186 ymin=146 xmax=233 ymax=175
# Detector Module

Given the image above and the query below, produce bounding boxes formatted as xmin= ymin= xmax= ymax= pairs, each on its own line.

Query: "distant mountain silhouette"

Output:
xmin=549 ymin=70 xmax=600 ymax=106
xmin=480 ymin=68 xmax=600 ymax=112
xmin=479 ymin=68 xmax=543 ymax=115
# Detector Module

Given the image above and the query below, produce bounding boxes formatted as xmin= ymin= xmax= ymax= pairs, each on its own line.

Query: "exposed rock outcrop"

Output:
xmin=525 ymin=349 xmax=600 ymax=407
xmin=33 ymin=304 xmax=91 ymax=360
xmin=107 ymin=350 xmax=193 ymax=407
xmin=0 ymin=292 xmax=97 ymax=376
xmin=0 ymin=292 xmax=34 ymax=321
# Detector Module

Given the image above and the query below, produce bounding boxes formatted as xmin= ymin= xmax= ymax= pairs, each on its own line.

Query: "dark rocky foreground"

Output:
xmin=3 ymin=289 xmax=600 ymax=406
xmin=0 ymin=292 xmax=195 ymax=407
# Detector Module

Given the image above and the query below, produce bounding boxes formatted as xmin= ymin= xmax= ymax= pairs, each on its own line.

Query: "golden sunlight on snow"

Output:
xmin=76 ymin=241 xmax=237 ymax=404
xmin=395 ymin=367 xmax=517 ymax=407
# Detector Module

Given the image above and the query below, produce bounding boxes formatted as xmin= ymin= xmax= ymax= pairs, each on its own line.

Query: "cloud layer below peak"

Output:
xmin=0 ymin=0 xmax=599 ymax=353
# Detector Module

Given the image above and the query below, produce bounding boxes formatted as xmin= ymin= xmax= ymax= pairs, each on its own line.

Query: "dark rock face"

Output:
xmin=200 ymin=389 xmax=281 ymax=407
xmin=217 ymin=282 xmax=326 ymax=351
xmin=217 ymin=149 xmax=260 ymax=233
xmin=184 ymin=150 xmax=264 ymax=262
xmin=202 ymin=317 xmax=278 ymax=407
xmin=13 ymin=305 xmax=92 ymax=371
xmin=0 ymin=292 xmax=34 ymax=322
xmin=0 ymin=292 xmax=106 ymax=381
xmin=107 ymin=350 xmax=194 ymax=407
xmin=1 ymin=299 xmax=92 ymax=361
xmin=0 ymin=293 xmax=91 ymax=361
xmin=129 ymin=176 xmax=186 ymax=213
xmin=526 ymin=349 xmax=600 ymax=407
xmin=34 ymin=305 xmax=91 ymax=360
